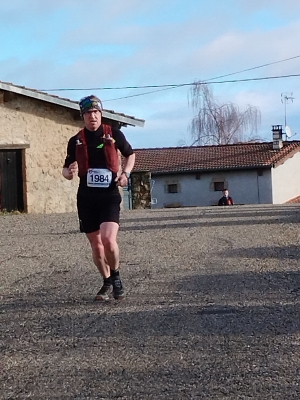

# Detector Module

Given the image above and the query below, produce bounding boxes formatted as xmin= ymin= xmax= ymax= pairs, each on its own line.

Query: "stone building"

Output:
xmin=0 ymin=81 xmax=144 ymax=213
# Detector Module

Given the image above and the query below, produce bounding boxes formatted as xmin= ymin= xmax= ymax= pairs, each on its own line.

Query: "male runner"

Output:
xmin=62 ymin=95 xmax=135 ymax=300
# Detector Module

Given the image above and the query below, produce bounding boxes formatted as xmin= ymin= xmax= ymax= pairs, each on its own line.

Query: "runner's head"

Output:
xmin=79 ymin=95 xmax=103 ymax=131
xmin=79 ymin=95 xmax=103 ymax=116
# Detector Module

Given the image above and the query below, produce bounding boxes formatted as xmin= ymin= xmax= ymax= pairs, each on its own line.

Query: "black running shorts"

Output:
xmin=77 ymin=191 xmax=121 ymax=233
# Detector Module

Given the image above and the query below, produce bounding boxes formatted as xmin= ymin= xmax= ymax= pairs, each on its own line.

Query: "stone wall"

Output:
xmin=0 ymin=94 xmax=83 ymax=213
xmin=131 ymin=171 xmax=151 ymax=209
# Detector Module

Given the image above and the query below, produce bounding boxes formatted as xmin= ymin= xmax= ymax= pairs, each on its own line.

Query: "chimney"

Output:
xmin=272 ymin=125 xmax=283 ymax=150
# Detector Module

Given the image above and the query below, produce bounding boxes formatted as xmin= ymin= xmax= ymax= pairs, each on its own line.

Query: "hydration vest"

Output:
xmin=75 ymin=125 xmax=119 ymax=177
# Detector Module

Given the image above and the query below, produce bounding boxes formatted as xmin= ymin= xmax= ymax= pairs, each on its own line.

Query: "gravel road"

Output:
xmin=1 ymin=204 xmax=300 ymax=399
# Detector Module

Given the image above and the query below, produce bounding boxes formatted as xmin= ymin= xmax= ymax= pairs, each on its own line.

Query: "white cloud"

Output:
xmin=1 ymin=0 xmax=300 ymax=147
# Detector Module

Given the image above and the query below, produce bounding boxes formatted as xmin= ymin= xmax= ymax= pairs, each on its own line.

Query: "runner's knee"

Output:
xmin=90 ymin=239 xmax=104 ymax=258
xmin=102 ymin=236 xmax=117 ymax=252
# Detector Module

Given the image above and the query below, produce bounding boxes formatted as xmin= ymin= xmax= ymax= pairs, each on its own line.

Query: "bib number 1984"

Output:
xmin=87 ymin=168 xmax=112 ymax=188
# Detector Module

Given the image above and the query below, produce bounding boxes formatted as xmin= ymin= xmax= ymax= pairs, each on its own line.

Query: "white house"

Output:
xmin=132 ymin=126 xmax=300 ymax=208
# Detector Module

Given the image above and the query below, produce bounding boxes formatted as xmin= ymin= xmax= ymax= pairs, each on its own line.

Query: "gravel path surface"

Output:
xmin=1 ymin=204 xmax=300 ymax=399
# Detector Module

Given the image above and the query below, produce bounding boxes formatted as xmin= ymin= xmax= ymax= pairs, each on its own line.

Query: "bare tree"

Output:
xmin=188 ymin=83 xmax=261 ymax=146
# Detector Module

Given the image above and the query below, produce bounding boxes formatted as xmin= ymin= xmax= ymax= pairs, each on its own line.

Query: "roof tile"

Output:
xmin=133 ymin=141 xmax=300 ymax=173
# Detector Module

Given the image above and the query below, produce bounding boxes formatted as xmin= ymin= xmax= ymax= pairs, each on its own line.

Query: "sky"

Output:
xmin=1 ymin=0 xmax=300 ymax=149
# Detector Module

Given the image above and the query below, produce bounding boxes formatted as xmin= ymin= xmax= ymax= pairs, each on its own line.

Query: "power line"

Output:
xmin=40 ymin=54 xmax=300 ymax=93
xmin=103 ymin=86 xmax=180 ymax=102
xmin=203 ymin=54 xmax=300 ymax=82
xmin=211 ymin=73 xmax=300 ymax=84
xmin=103 ymin=73 xmax=300 ymax=102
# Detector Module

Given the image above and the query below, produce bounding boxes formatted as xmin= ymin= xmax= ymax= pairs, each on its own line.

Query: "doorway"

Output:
xmin=0 ymin=149 xmax=25 ymax=212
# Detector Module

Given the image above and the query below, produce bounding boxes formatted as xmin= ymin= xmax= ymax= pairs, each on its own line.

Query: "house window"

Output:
xmin=167 ymin=183 xmax=179 ymax=193
xmin=214 ymin=181 xmax=225 ymax=191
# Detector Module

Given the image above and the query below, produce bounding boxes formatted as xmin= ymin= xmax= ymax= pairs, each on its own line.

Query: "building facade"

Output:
xmin=133 ymin=133 xmax=300 ymax=208
xmin=0 ymin=81 xmax=144 ymax=213
xmin=149 ymin=168 xmax=273 ymax=208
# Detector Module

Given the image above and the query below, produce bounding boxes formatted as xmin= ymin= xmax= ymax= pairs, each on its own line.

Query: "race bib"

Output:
xmin=87 ymin=168 xmax=112 ymax=188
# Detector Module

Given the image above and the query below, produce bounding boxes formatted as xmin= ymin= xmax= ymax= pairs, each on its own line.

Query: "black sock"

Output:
xmin=110 ymin=269 xmax=120 ymax=278
xmin=104 ymin=277 xmax=112 ymax=285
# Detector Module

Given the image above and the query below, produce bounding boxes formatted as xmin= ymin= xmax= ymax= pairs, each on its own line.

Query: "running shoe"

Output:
xmin=94 ymin=282 xmax=112 ymax=301
xmin=112 ymin=276 xmax=125 ymax=300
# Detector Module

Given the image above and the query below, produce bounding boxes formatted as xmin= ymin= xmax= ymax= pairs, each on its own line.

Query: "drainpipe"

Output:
xmin=256 ymin=174 xmax=260 ymax=204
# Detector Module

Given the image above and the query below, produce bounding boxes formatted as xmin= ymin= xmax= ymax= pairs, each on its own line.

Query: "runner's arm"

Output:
xmin=122 ymin=153 xmax=135 ymax=175
xmin=62 ymin=136 xmax=77 ymax=180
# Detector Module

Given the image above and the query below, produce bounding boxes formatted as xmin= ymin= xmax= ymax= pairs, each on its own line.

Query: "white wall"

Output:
xmin=151 ymin=169 xmax=273 ymax=208
xmin=271 ymin=151 xmax=300 ymax=203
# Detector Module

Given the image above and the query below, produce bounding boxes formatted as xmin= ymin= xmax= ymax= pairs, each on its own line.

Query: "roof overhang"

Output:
xmin=0 ymin=81 xmax=145 ymax=127
xmin=146 ymin=165 xmax=272 ymax=175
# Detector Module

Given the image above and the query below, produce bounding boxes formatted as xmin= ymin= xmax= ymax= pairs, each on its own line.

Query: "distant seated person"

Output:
xmin=218 ymin=189 xmax=234 ymax=206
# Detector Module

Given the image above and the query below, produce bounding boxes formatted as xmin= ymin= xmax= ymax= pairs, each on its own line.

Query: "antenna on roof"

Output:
xmin=281 ymin=93 xmax=296 ymax=140
xmin=285 ymin=125 xmax=292 ymax=138
xmin=284 ymin=125 xmax=297 ymax=140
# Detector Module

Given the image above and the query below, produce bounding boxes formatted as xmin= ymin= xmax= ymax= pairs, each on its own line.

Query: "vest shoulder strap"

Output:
xmin=77 ymin=126 xmax=112 ymax=140
xmin=77 ymin=129 xmax=86 ymax=144
xmin=102 ymin=124 xmax=113 ymax=138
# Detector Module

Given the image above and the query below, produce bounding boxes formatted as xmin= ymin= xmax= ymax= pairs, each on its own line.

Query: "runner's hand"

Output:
xmin=115 ymin=173 xmax=128 ymax=187
xmin=68 ymin=161 xmax=78 ymax=177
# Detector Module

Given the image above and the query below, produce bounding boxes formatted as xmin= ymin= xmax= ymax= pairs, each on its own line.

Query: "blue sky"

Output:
xmin=1 ymin=0 xmax=300 ymax=148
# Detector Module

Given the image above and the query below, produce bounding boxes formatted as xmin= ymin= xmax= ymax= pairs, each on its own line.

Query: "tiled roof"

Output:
xmin=0 ymin=80 xmax=145 ymax=127
xmin=286 ymin=195 xmax=300 ymax=204
xmin=133 ymin=141 xmax=300 ymax=173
